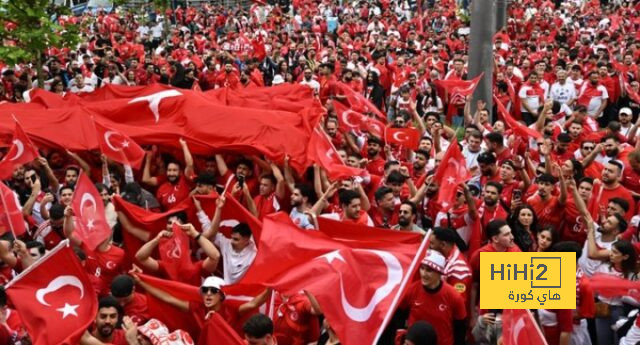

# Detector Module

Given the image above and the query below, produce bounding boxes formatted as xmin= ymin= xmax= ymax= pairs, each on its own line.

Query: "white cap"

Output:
xmin=201 ymin=276 xmax=225 ymax=290
xmin=272 ymin=75 xmax=285 ymax=85
xmin=619 ymin=107 xmax=632 ymax=115
xmin=421 ymin=250 xmax=446 ymax=274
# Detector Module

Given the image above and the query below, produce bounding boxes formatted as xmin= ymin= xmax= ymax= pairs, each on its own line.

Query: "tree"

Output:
xmin=0 ymin=0 xmax=80 ymax=87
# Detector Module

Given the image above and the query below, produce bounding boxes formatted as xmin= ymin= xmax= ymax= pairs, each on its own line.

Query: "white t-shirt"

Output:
xmin=578 ymin=229 xmax=614 ymax=277
xmin=215 ymin=233 xmax=257 ymax=284
xmin=550 ymin=81 xmax=576 ymax=105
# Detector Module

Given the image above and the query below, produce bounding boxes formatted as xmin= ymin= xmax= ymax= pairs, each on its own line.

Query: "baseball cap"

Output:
xmin=201 ymin=276 xmax=225 ymax=290
xmin=619 ymin=107 xmax=632 ymax=116
xmin=421 ymin=250 xmax=446 ymax=274
xmin=272 ymin=75 xmax=285 ymax=85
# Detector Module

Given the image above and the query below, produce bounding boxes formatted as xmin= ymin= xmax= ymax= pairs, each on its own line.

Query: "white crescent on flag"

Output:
xmin=128 ymin=90 xmax=183 ymax=123
xmin=103 ymin=131 xmax=121 ymax=152
xmin=320 ymin=249 xmax=403 ymax=322
xmin=392 ymin=131 xmax=409 ymax=142
xmin=79 ymin=193 xmax=97 ymax=219
xmin=9 ymin=139 xmax=24 ymax=161
xmin=35 ymin=275 xmax=85 ymax=306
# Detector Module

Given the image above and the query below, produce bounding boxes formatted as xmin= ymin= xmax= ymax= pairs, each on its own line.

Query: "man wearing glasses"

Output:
xmin=131 ymin=274 xmax=270 ymax=333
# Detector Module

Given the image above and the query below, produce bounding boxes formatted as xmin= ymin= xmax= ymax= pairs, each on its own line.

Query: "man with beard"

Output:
xmin=577 ymin=70 xmax=608 ymax=125
xmin=550 ymin=133 xmax=573 ymax=162
xmin=598 ymin=160 xmax=635 ymax=220
xmin=392 ymin=201 xmax=425 ymax=235
xmin=90 ymin=296 xmax=127 ymax=345
xmin=485 ymin=132 xmax=512 ymax=165
xmin=300 ymin=67 xmax=320 ymax=93
xmin=595 ymin=135 xmax=628 ymax=165
xmin=476 ymin=152 xmax=500 ymax=187
xmin=399 ymin=250 xmax=467 ymax=345
xmin=371 ymin=186 xmax=398 ymax=228
xmin=365 ymin=136 xmax=386 ymax=176
xmin=142 ymin=139 xmax=195 ymax=210
xmin=412 ymin=149 xmax=430 ymax=183
xmin=618 ymin=108 xmax=634 ymax=137
xmin=429 ymin=227 xmax=472 ymax=308
xmin=526 ymin=173 xmax=567 ymax=229
xmin=477 ymin=181 xmax=508 ymax=229
xmin=289 ymin=184 xmax=316 ymax=230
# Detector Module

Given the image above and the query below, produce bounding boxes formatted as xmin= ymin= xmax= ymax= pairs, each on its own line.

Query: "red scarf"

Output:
xmin=577 ymin=82 xmax=603 ymax=106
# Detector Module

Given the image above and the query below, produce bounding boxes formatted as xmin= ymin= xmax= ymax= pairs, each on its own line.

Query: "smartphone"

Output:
xmin=31 ymin=175 xmax=37 ymax=183
xmin=237 ymin=174 xmax=245 ymax=187
xmin=512 ymin=189 xmax=522 ymax=200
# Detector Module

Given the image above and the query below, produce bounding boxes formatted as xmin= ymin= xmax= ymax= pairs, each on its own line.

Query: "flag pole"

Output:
xmin=372 ymin=230 xmax=432 ymax=344
xmin=0 ymin=184 xmax=17 ymax=239
xmin=5 ymin=239 xmax=70 ymax=289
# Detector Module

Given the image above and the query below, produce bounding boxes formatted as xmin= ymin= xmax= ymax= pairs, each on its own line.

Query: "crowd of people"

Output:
xmin=2 ymin=0 xmax=640 ymax=343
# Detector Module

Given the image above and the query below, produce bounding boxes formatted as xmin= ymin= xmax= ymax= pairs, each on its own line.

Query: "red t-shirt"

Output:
xmin=470 ymin=243 xmax=521 ymax=280
xmin=541 ymin=309 xmax=573 ymax=345
xmin=123 ymin=293 xmax=150 ymax=324
xmin=526 ymin=194 xmax=564 ymax=228
xmin=400 ymin=281 xmax=467 ymax=345
xmin=103 ymin=329 xmax=128 ymax=345
xmin=273 ymin=293 xmax=320 ymax=345
xmin=622 ymin=166 xmax=640 ymax=195
xmin=598 ymin=184 xmax=635 ymax=220
xmin=83 ymin=244 xmax=126 ymax=297
xmin=155 ymin=175 xmax=193 ymax=211
xmin=253 ymin=193 xmax=281 ymax=220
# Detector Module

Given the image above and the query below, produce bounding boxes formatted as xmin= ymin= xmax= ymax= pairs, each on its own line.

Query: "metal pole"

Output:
xmin=468 ymin=0 xmax=496 ymax=119
xmin=495 ymin=0 xmax=507 ymax=31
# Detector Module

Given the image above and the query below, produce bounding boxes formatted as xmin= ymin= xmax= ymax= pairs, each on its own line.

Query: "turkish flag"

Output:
xmin=93 ymin=120 xmax=145 ymax=169
xmin=112 ymin=195 xmax=192 ymax=266
xmin=337 ymin=83 xmax=386 ymax=122
xmin=6 ymin=240 xmax=97 ymax=345
xmin=158 ymin=223 xmax=196 ymax=281
xmin=361 ymin=115 xmax=386 ymax=138
xmin=588 ymin=273 xmax=640 ymax=300
xmin=71 ymin=173 xmax=112 ymax=251
xmin=316 ymin=216 xmax=422 ymax=245
xmin=138 ymin=272 xmax=268 ymax=340
xmin=0 ymin=182 xmax=26 ymax=237
xmin=494 ymin=97 xmax=542 ymax=140
xmin=197 ymin=313 xmax=245 ymax=345
xmin=307 ymin=127 xmax=366 ymax=181
xmin=432 ymin=140 xmax=471 ymax=208
xmin=333 ymin=101 xmax=364 ymax=132
xmin=239 ymin=213 xmax=429 ymax=345
xmin=434 ymin=73 xmax=484 ymax=103
xmin=0 ymin=120 xmax=39 ymax=180
xmin=384 ymin=127 xmax=420 ymax=149
xmin=501 ymin=309 xmax=548 ymax=345
xmin=195 ymin=193 xmax=263 ymax=243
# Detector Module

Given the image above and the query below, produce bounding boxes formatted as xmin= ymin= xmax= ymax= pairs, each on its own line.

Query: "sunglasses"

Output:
xmin=200 ymin=287 xmax=220 ymax=294
xmin=582 ymin=146 xmax=595 ymax=150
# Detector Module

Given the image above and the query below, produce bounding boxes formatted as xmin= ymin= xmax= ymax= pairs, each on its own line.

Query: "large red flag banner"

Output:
xmin=239 ymin=213 xmax=428 ymax=345
xmin=0 ymin=120 xmax=39 ymax=180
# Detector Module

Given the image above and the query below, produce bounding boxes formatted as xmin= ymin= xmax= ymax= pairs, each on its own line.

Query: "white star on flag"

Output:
xmin=122 ymin=140 xmax=130 ymax=148
xmin=56 ymin=303 xmax=79 ymax=319
xmin=446 ymin=176 xmax=456 ymax=184
xmin=86 ymin=219 xmax=95 ymax=230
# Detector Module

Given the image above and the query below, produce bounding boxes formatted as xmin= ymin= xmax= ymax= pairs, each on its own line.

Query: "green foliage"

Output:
xmin=0 ymin=0 xmax=81 ymax=82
